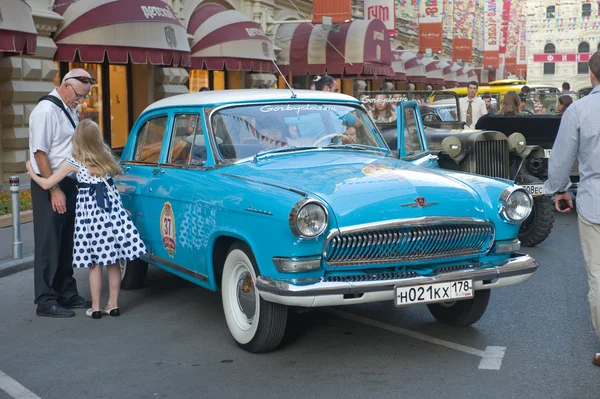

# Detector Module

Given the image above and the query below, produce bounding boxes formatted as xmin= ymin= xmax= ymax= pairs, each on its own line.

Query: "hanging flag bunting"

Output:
xmin=365 ymin=0 xmax=396 ymax=36
xmin=483 ymin=0 xmax=500 ymax=68
xmin=452 ymin=0 xmax=474 ymax=62
xmin=418 ymin=0 xmax=444 ymax=54
xmin=499 ymin=0 xmax=511 ymax=56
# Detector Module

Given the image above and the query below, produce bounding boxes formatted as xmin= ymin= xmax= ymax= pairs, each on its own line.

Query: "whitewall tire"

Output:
xmin=221 ymin=242 xmax=288 ymax=353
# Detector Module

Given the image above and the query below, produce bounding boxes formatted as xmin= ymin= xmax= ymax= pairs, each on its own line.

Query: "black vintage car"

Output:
xmin=360 ymin=90 xmax=554 ymax=247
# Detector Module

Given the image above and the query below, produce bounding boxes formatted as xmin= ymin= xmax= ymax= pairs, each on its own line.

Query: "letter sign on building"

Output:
xmin=365 ymin=0 xmax=396 ymax=36
xmin=533 ymin=53 xmax=591 ymax=62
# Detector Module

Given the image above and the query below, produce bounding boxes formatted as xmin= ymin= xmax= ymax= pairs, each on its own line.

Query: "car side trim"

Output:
xmin=142 ymin=254 xmax=208 ymax=282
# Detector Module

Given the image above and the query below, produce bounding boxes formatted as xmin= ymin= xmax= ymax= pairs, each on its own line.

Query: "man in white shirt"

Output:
xmin=459 ymin=81 xmax=487 ymax=129
xmin=29 ymin=69 xmax=94 ymax=318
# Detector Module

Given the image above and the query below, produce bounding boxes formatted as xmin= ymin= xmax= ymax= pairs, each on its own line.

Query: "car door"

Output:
xmin=144 ymin=112 xmax=211 ymax=284
xmin=398 ymin=101 xmax=439 ymax=169
xmin=117 ymin=113 xmax=170 ymax=254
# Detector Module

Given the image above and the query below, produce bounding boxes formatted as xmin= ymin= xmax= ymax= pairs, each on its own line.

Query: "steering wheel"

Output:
xmin=312 ymin=133 xmax=347 ymax=146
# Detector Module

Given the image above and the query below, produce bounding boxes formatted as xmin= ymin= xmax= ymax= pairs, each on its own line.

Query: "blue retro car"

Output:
xmin=116 ymin=89 xmax=538 ymax=353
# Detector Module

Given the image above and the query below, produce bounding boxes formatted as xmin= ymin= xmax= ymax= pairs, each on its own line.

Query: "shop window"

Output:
xmin=213 ymin=71 xmax=225 ymax=90
xmin=578 ymin=42 xmax=590 ymax=74
xmin=109 ymin=65 xmax=129 ymax=148
xmin=546 ymin=5 xmax=555 ymax=19
xmin=64 ymin=61 xmax=132 ymax=150
xmin=544 ymin=43 xmax=555 ymax=75
xmin=189 ymin=70 xmax=209 ymax=92
xmin=134 ymin=116 xmax=168 ymax=163
xmin=582 ymin=3 xmax=592 ymax=17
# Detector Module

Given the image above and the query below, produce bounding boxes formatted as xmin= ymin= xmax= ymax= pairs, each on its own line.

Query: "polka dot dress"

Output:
xmin=66 ymin=156 xmax=146 ymax=268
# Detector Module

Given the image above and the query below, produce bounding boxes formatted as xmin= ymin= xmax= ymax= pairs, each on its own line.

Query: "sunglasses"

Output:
xmin=65 ymin=76 xmax=97 ymax=85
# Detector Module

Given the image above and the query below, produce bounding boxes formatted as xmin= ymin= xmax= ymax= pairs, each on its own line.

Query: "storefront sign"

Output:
xmin=533 ymin=53 xmax=591 ymax=62
xmin=365 ymin=0 xmax=396 ymax=36
xmin=141 ymin=5 xmax=177 ymax=20
xmin=452 ymin=0 xmax=474 ymax=61
xmin=499 ymin=0 xmax=511 ymax=55
xmin=504 ymin=57 xmax=517 ymax=73
xmin=483 ymin=0 xmax=500 ymax=68
xmin=453 ymin=38 xmax=473 ymax=62
xmin=418 ymin=0 xmax=443 ymax=53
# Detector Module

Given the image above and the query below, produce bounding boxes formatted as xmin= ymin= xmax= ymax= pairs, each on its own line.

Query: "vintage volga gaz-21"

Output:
xmin=116 ymin=89 xmax=538 ymax=353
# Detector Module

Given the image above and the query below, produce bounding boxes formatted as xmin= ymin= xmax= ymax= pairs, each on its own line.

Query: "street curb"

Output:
xmin=0 ymin=254 xmax=34 ymax=278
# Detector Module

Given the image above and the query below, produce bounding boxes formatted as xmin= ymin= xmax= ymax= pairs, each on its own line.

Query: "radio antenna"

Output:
xmin=268 ymin=56 xmax=297 ymax=98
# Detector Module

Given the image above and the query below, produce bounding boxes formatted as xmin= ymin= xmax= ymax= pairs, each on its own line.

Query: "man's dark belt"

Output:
xmin=78 ymin=178 xmax=114 ymax=211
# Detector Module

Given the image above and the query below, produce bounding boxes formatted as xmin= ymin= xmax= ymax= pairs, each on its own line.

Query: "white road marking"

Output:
xmin=327 ymin=309 xmax=506 ymax=370
xmin=0 ymin=369 xmax=41 ymax=399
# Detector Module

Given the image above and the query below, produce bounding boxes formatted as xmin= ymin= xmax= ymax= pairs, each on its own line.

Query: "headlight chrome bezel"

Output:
xmin=289 ymin=198 xmax=329 ymax=239
xmin=499 ymin=187 xmax=534 ymax=223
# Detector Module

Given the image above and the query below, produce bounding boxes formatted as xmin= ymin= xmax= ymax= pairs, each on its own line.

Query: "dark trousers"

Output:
xmin=31 ymin=177 xmax=79 ymax=307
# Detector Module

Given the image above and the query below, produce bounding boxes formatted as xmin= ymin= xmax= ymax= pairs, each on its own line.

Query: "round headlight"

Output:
xmin=441 ymin=136 xmax=462 ymax=159
xmin=289 ymin=199 xmax=328 ymax=238
xmin=500 ymin=188 xmax=533 ymax=223
xmin=508 ymin=133 xmax=526 ymax=153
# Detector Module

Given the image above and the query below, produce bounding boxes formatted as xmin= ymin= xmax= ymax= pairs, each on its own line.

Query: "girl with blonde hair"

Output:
xmin=26 ymin=119 xmax=146 ymax=319
xmin=369 ymin=93 xmax=397 ymax=123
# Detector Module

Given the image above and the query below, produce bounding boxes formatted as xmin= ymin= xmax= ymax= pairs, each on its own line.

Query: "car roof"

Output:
xmin=143 ymin=89 xmax=361 ymax=113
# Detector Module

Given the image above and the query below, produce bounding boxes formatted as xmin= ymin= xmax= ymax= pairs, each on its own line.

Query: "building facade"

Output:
xmin=526 ymin=0 xmax=599 ymax=92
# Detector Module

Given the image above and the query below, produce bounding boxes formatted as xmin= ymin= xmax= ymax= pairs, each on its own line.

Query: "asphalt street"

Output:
xmin=0 ymin=211 xmax=599 ymax=399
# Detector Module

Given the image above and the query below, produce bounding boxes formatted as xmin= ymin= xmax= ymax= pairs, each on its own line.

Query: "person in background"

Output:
xmin=562 ymin=82 xmax=571 ymax=93
xmin=556 ymin=95 xmax=573 ymax=114
xmin=26 ymin=119 xmax=146 ymax=320
xmin=315 ymin=76 xmax=339 ymax=92
xmin=459 ymin=81 xmax=487 ymax=129
xmin=498 ymin=90 xmax=521 ymax=116
xmin=544 ymin=51 xmax=600 ymax=367
xmin=29 ymin=69 xmax=94 ymax=318
xmin=369 ymin=93 xmax=396 ymax=123
xmin=481 ymin=92 xmax=495 ymax=114
xmin=532 ymin=92 xmax=547 ymax=114
xmin=199 ymin=87 xmax=210 ymax=92
xmin=518 ymin=93 xmax=528 ymax=114
xmin=310 ymin=76 xmax=321 ymax=90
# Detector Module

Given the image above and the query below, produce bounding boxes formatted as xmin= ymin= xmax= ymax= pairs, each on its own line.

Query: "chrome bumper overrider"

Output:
xmin=256 ymin=254 xmax=538 ymax=307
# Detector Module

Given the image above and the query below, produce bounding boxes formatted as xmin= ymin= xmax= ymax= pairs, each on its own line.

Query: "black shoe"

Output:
xmin=59 ymin=295 xmax=92 ymax=309
xmin=36 ymin=304 xmax=75 ymax=318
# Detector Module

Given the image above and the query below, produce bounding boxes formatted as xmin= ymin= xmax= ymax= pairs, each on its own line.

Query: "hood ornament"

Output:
xmin=402 ymin=196 xmax=438 ymax=209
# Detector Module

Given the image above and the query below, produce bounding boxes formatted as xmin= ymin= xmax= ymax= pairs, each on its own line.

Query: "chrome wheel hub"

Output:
xmin=236 ymin=271 xmax=256 ymax=321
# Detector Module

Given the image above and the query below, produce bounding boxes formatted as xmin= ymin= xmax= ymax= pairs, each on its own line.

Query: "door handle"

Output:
xmin=152 ymin=168 xmax=166 ymax=175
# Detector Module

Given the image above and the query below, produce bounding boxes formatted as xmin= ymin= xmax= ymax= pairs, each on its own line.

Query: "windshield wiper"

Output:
xmin=253 ymin=146 xmax=319 ymax=161
xmin=323 ymin=144 xmax=392 ymax=155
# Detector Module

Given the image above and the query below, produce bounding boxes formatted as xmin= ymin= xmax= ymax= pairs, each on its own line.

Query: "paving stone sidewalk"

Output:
xmin=0 ymin=222 xmax=34 ymax=277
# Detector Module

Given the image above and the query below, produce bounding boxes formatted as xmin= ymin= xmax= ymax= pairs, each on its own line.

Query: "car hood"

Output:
xmin=225 ymin=152 xmax=487 ymax=226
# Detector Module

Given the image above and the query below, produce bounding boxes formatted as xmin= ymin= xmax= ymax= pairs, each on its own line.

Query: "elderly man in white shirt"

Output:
xmin=29 ymin=69 xmax=94 ymax=318
xmin=459 ymin=81 xmax=487 ymax=129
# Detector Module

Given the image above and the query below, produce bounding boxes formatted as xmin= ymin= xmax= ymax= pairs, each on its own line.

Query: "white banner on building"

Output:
xmin=365 ymin=0 xmax=396 ymax=36
xmin=483 ymin=0 xmax=500 ymax=67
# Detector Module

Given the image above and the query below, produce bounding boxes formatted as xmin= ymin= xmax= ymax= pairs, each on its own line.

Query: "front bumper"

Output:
xmin=256 ymin=253 xmax=538 ymax=307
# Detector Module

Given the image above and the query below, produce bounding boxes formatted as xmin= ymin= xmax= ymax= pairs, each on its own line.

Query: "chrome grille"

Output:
xmin=474 ymin=140 xmax=509 ymax=179
xmin=324 ymin=221 xmax=494 ymax=266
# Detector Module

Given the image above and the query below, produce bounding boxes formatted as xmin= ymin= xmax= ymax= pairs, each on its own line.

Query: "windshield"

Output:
xmin=207 ymin=103 xmax=383 ymax=161
xmin=520 ymin=92 xmax=580 ymax=115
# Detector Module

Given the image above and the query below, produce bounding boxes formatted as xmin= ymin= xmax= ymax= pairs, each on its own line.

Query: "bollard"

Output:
xmin=9 ymin=176 xmax=22 ymax=260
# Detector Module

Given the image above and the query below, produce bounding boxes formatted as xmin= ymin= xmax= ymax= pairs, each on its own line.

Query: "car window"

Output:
xmin=205 ymin=104 xmax=383 ymax=162
xmin=401 ymin=107 xmax=424 ymax=156
xmin=133 ymin=116 xmax=168 ymax=163
xmin=166 ymin=114 xmax=205 ymax=166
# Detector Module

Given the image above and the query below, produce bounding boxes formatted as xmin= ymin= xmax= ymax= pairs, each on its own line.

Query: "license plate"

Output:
xmin=394 ymin=279 xmax=473 ymax=306
xmin=544 ymin=149 xmax=552 ymax=158
xmin=521 ymin=184 xmax=545 ymax=196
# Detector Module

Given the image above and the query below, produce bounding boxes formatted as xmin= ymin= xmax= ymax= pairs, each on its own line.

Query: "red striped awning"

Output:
xmin=52 ymin=0 xmax=191 ymax=66
xmin=394 ymin=51 xmax=427 ymax=83
xmin=275 ymin=19 xmax=394 ymax=77
xmin=437 ymin=61 xmax=458 ymax=87
xmin=188 ymin=4 xmax=276 ymax=72
xmin=0 ymin=0 xmax=37 ymax=55
xmin=465 ymin=66 xmax=478 ymax=83
xmin=419 ymin=58 xmax=445 ymax=86
xmin=390 ymin=51 xmax=406 ymax=81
